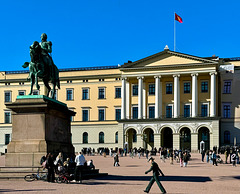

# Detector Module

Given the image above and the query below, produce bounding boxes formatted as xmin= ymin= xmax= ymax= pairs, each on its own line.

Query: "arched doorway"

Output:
xmin=126 ymin=128 xmax=137 ymax=150
xmin=142 ymin=128 xmax=154 ymax=150
xmin=198 ymin=127 xmax=210 ymax=151
xmin=161 ymin=127 xmax=173 ymax=148
xmin=180 ymin=127 xmax=191 ymax=151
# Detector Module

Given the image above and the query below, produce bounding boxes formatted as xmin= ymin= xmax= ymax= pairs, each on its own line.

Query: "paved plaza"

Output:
xmin=0 ymin=153 xmax=240 ymax=194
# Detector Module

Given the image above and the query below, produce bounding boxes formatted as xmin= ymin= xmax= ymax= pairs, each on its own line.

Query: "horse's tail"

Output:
xmin=52 ymin=64 xmax=60 ymax=89
xmin=57 ymin=79 xmax=60 ymax=89
xmin=22 ymin=62 xmax=29 ymax=68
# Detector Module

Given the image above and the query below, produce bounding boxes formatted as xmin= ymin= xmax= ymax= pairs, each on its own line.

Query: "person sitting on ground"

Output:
xmin=40 ymin=154 xmax=47 ymax=169
xmin=58 ymin=162 xmax=64 ymax=174
xmin=63 ymin=158 xmax=70 ymax=173
xmin=87 ymin=160 xmax=95 ymax=170
xmin=55 ymin=152 xmax=63 ymax=166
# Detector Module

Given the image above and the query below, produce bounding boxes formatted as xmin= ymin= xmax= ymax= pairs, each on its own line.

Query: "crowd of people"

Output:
xmin=201 ymin=146 xmax=240 ymax=166
xmin=86 ymin=146 xmax=192 ymax=168
xmin=40 ymin=151 xmax=95 ymax=183
xmin=40 ymin=145 xmax=238 ymax=184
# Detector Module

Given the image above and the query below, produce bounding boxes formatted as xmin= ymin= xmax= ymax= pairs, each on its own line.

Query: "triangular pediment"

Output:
xmin=145 ymin=54 xmax=201 ymax=67
xmin=120 ymin=50 xmax=218 ymax=70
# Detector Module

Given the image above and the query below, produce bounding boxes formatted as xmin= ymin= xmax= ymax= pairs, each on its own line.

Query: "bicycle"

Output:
xmin=24 ymin=168 xmax=48 ymax=182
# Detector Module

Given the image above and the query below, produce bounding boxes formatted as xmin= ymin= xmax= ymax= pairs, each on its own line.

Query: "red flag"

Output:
xmin=175 ymin=13 xmax=183 ymax=23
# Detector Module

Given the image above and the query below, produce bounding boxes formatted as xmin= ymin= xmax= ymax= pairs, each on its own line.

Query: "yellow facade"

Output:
xmin=0 ymin=49 xmax=239 ymax=153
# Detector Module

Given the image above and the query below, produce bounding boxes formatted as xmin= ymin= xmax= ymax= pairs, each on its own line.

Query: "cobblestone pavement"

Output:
xmin=0 ymin=153 xmax=240 ymax=194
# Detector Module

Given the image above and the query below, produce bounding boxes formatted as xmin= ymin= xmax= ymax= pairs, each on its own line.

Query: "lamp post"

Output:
xmin=141 ymin=133 xmax=147 ymax=149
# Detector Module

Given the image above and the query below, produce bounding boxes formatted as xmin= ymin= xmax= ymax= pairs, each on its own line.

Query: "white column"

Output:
xmin=121 ymin=78 xmax=127 ymax=119
xmin=126 ymin=81 xmax=130 ymax=119
xmin=137 ymin=76 xmax=144 ymax=119
xmin=154 ymin=76 xmax=162 ymax=119
xmin=191 ymin=73 xmax=198 ymax=117
xmin=143 ymin=82 xmax=146 ymax=119
xmin=210 ymin=72 xmax=217 ymax=117
xmin=173 ymin=74 xmax=180 ymax=118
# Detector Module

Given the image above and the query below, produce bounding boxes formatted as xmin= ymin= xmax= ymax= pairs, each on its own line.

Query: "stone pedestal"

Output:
xmin=5 ymin=95 xmax=75 ymax=167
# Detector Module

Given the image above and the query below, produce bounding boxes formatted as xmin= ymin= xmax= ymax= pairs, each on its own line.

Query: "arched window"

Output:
xmin=83 ymin=132 xmax=88 ymax=144
xmin=224 ymin=131 xmax=230 ymax=144
xmin=99 ymin=132 xmax=104 ymax=143
xmin=115 ymin=132 xmax=118 ymax=143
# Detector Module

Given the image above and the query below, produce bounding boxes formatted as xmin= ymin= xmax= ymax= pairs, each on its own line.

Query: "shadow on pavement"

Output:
xmin=0 ymin=189 xmax=56 ymax=193
xmin=96 ymin=175 xmax=212 ymax=182
xmin=125 ymin=165 xmax=140 ymax=167
xmin=82 ymin=181 xmax=143 ymax=185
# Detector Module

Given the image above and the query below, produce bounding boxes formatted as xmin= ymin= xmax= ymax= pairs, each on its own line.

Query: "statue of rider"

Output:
xmin=40 ymin=33 xmax=54 ymax=79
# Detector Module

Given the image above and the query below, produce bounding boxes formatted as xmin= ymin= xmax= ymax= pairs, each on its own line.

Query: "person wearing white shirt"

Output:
xmin=74 ymin=152 xmax=85 ymax=183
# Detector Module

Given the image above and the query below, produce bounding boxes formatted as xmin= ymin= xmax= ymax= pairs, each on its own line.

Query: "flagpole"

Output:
xmin=174 ymin=12 xmax=176 ymax=52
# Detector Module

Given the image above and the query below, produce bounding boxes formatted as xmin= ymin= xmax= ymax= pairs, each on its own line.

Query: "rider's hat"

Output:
xmin=148 ymin=157 xmax=155 ymax=162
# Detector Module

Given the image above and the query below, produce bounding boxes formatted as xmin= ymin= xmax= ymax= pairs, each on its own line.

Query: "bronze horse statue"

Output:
xmin=22 ymin=41 xmax=60 ymax=99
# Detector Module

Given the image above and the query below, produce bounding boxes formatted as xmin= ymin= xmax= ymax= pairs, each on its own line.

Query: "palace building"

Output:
xmin=0 ymin=47 xmax=240 ymax=153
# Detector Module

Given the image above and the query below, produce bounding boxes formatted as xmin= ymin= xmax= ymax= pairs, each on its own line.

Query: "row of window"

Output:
xmin=3 ymin=103 xmax=232 ymax=124
xmin=4 ymin=90 xmax=39 ymax=102
xmin=82 ymin=132 xmax=118 ymax=144
xmin=66 ymin=80 xmax=232 ymax=101
xmin=131 ymin=104 xmax=210 ymax=119
xmin=82 ymin=108 xmax=121 ymax=122
xmin=66 ymin=87 xmax=121 ymax=101
xmin=132 ymin=81 xmax=210 ymax=96
xmin=66 ymin=81 xmax=209 ymax=101
xmin=4 ymin=131 xmax=231 ymax=145
xmin=4 ymin=80 xmax=232 ymax=103
xmin=0 ymin=130 xmax=233 ymax=146
xmin=82 ymin=103 xmax=231 ymax=121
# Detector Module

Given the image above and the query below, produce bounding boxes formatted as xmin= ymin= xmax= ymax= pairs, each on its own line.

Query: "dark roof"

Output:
xmin=222 ymin=57 xmax=240 ymax=62
xmin=5 ymin=65 xmax=119 ymax=74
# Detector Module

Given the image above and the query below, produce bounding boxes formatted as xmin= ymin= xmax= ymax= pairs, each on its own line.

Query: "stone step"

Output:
xmin=0 ymin=173 xmax=108 ymax=180
xmin=0 ymin=167 xmax=107 ymax=180
xmin=0 ymin=166 xmax=42 ymax=172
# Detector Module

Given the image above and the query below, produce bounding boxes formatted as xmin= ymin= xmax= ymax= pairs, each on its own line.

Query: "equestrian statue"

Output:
xmin=22 ymin=33 xmax=60 ymax=99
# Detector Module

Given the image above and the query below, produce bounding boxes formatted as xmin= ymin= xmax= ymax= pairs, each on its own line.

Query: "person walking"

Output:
xmin=160 ymin=149 xmax=165 ymax=163
xmin=209 ymin=150 xmax=213 ymax=164
xmin=231 ymin=152 xmax=237 ymax=167
xmin=74 ymin=152 xmax=86 ymax=183
xmin=144 ymin=157 xmax=166 ymax=193
xmin=179 ymin=150 xmax=183 ymax=167
xmin=236 ymin=149 xmax=239 ymax=164
xmin=212 ymin=151 xmax=218 ymax=166
xmin=183 ymin=152 xmax=189 ymax=167
xmin=224 ymin=150 xmax=228 ymax=164
xmin=169 ymin=150 xmax=173 ymax=165
xmin=138 ymin=148 xmax=141 ymax=159
xmin=114 ymin=153 xmax=120 ymax=166
xmin=206 ymin=150 xmax=209 ymax=163
xmin=146 ymin=149 xmax=149 ymax=160
xmin=201 ymin=149 xmax=205 ymax=162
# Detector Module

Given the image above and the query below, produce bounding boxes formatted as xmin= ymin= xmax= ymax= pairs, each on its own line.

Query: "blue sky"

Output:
xmin=0 ymin=0 xmax=239 ymax=71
